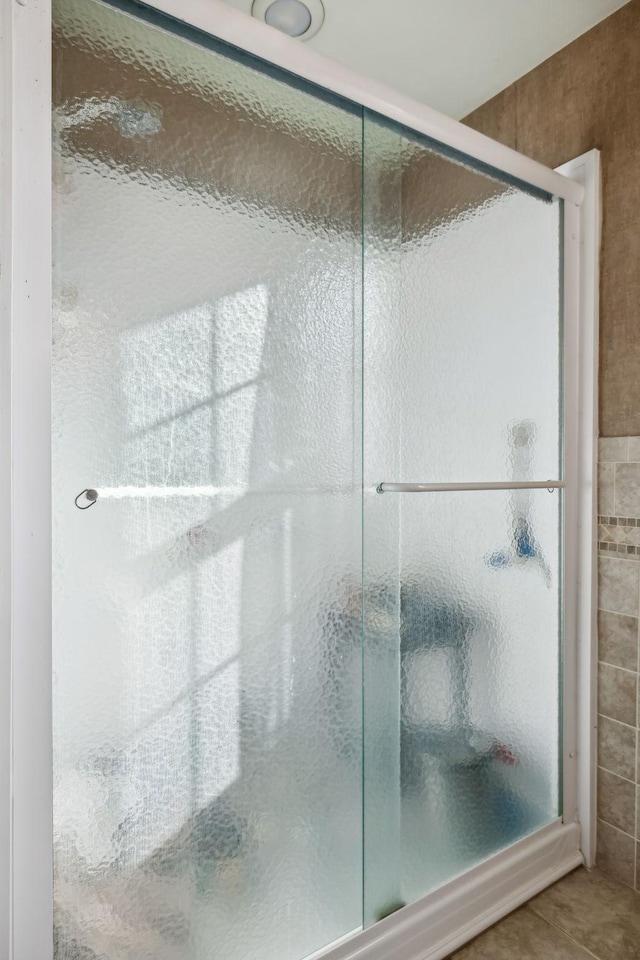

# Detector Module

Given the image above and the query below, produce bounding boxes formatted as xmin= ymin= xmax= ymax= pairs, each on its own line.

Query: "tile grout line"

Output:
xmin=596 ymin=816 xmax=637 ymax=843
xmin=598 ymin=604 xmax=640 ymax=618
xmin=599 ymin=556 xmax=640 ymax=566
xmin=524 ymin=905 xmax=604 ymax=960
xmin=597 ymin=659 xmax=638 ymax=677
xmin=597 ymin=763 xmax=637 ymax=787
xmin=598 ymin=548 xmax=640 ymax=562
xmin=597 ymin=712 xmax=637 ymax=733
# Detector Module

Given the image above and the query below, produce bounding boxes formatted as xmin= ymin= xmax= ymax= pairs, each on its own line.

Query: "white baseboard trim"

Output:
xmin=320 ymin=820 xmax=582 ymax=960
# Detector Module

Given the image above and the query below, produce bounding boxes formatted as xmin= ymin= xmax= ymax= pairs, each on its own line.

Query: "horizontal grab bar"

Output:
xmin=376 ymin=480 xmax=565 ymax=494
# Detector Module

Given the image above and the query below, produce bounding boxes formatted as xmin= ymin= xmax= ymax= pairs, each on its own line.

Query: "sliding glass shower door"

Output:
xmin=363 ymin=114 xmax=563 ymax=921
xmin=53 ymin=2 xmax=363 ymax=958
xmin=52 ymin=1 xmax=566 ymax=958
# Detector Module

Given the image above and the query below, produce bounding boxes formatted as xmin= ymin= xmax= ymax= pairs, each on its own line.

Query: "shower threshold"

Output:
xmin=308 ymin=822 xmax=580 ymax=960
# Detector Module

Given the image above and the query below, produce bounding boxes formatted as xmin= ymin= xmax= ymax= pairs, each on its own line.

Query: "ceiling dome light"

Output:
xmin=252 ymin=0 xmax=324 ymax=41
xmin=265 ymin=0 xmax=311 ymax=36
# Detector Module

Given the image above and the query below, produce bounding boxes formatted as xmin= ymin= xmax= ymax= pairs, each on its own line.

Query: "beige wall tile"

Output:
xmin=597 ymin=767 xmax=636 ymax=834
xmin=615 ymin=462 xmax=640 ymax=517
xmin=598 ymin=662 xmax=637 ymax=726
xmin=462 ymin=86 xmax=517 ymax=151
xmin=598 ymin=462 xmax=616 ymax=516
xmin=598 ymin=610 xmax=639 ymax=670
xmin=598 ymin=557 xmax=640 ymax=617
xmin=596 ymin=819 xmax=636 ymax=887
xmin=627 ymin=437 xmax=640 ymax=461
xmin=598 ymin=716 xmax=637 ymax=781
xmin=599 ymin=438 xmax=629 ymax=462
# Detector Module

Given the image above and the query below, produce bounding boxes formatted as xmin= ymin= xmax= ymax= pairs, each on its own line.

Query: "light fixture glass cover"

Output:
xmin=252 ymin=0 xmax=325 ymax=41
xmin=265 ymin=0 xmax=312 ymax=37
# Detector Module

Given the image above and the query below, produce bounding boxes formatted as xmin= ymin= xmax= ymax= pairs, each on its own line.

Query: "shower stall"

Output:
xmin=2 ymin=1 xmax=598 ymax=958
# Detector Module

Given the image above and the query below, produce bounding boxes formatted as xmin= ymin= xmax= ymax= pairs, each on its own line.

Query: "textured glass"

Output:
xmin=396 ymin=489 xmax=560 ymax=902
xmin=52 ymin=2 xmax=363 ymax=959
xmin=363 ymin=113 xmax=563 ymax=487
xmin=362 ymin=128 xmax=404 ymax=922
xmin=362 ymin=114 xmax=562 ymax=922
xmin=53 ymin=0 xmax=566 ymax=949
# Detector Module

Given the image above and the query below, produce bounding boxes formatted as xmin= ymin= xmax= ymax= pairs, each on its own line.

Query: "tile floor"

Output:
xmin=448 ymin=866 xmax=640 ymax=959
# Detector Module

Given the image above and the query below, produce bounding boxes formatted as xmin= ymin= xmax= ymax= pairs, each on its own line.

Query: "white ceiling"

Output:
xmin=221 ymin=0 xmax=630 ymax=118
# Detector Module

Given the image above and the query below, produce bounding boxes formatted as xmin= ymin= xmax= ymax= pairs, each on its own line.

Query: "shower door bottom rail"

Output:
xmin=376 ymin=480 xmax=565 ymax=494
xmin=318 ymin=820 xmax=580 ymax=960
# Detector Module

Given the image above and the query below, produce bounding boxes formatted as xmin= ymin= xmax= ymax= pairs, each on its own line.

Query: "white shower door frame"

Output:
xmin=1 ymin=0 xmax=599 ymax=957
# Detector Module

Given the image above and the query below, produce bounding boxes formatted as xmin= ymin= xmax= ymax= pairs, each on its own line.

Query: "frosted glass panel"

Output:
xmin=397 ymin=489 xmax=560 ymax=902
xmin=363 ymin=113 xmax=563 ymax=486
xmin=53 ymin=1 xmax=567 ymax=949
xmin=52 ymin=2 xmax=363 ymax=959
xmin=362 ymin=114 xmax=562 ymax=922
xmin=362 ymin=127 xmax=404 ymax=922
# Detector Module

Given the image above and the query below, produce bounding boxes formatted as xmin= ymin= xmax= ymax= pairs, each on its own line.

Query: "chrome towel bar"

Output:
xmin=376 ymin=480 xmax=564 ymax=494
